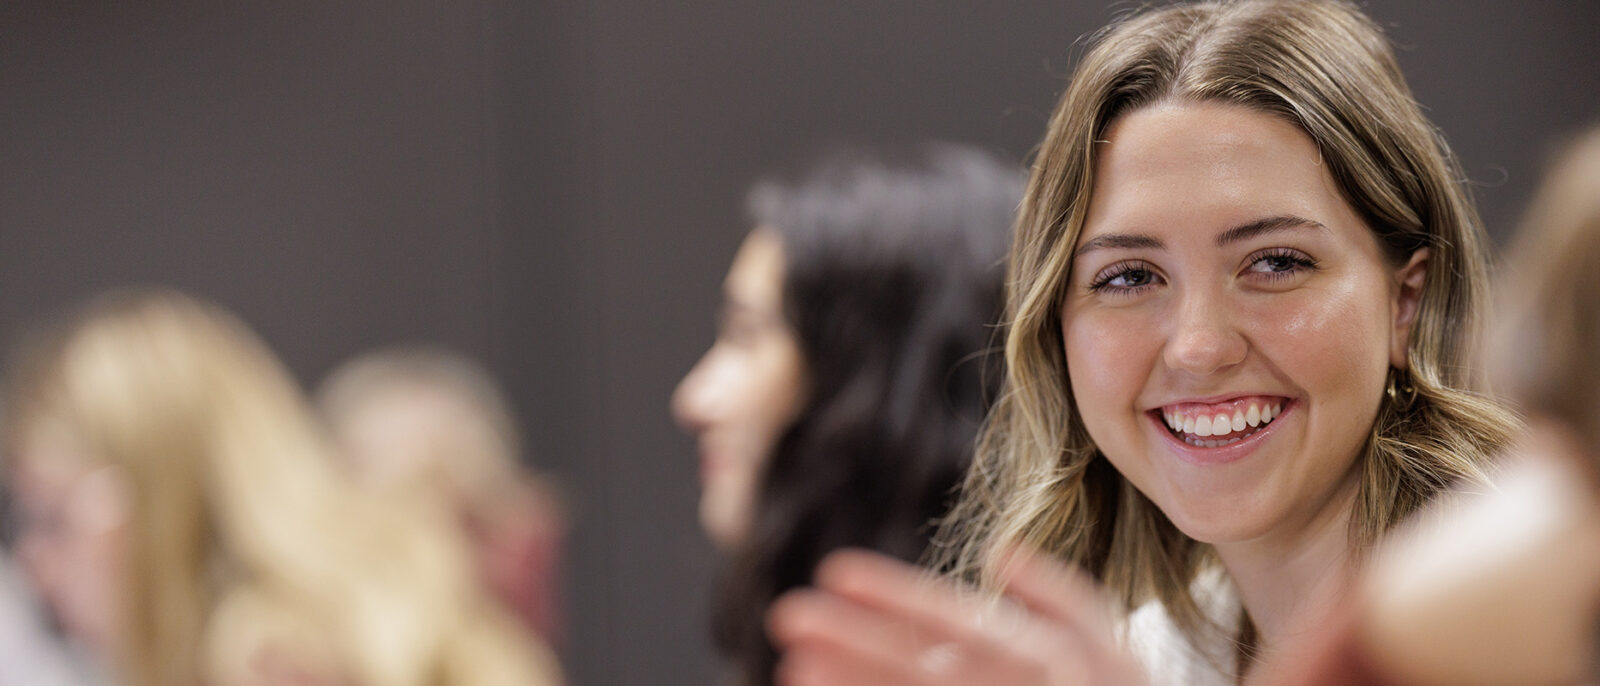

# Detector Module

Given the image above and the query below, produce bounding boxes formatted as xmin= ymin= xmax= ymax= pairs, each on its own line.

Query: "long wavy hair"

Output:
xmin=932 ymin=0 xmax=1517 ymax=660
xmin=711 ymin=144 xmax=1021 ymax=686
xmin=2 ymin=290 xmax=558 ymax=686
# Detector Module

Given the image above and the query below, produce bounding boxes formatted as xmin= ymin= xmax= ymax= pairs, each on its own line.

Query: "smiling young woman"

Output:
xmin=767 ymin=2 xmax=1518 ymax=685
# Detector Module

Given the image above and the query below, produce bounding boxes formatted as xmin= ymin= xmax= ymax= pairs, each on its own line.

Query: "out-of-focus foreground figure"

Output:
xmin=317 ymin=346 xmax=567 ymax=646
xmin=2 ymin=289 xmax=560 ymax=686
xmin=673 ymin=143 xmax=1020 ymax=686
xmin=1282 ymin=126 xmax=1600 ymax=686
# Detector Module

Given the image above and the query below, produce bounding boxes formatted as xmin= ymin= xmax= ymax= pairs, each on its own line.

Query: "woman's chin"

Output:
xmin=1160 ymin=502 xmax=1278 ymax=547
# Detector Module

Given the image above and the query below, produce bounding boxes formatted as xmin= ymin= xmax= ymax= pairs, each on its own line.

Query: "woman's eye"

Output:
xmin=1244 ymin=250 xmax=1318 ymax=279
xmin=1089 ymin=261 xmax=1162 ymax=293
xmin=1112 ymin=269 xmax=1153 ymax=286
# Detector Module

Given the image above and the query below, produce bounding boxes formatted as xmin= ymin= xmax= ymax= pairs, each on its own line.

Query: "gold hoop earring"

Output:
xmin=1385 ymin=366 xmax=1418 ymax=410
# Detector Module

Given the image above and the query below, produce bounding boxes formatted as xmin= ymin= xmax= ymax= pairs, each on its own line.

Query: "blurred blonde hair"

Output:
xmin=2 ymin=289 xmax=559 ymax=686
xmin=933 ymin=0 xmax=1516 ymax=657
xmin=316 ymin=345 xmax=567 ymax=643
xmin=316 ymin=345 xmax=550 ymax=517
xmin=1494 ymin=126 xmax=1600 ymax=448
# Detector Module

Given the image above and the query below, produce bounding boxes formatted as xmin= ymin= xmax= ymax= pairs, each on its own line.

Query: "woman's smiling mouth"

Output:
xmin=1151 ymin=395 xmax=1291 ymax=448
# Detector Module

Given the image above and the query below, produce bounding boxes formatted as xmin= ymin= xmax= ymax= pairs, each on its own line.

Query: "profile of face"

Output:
xmin=673 ymin=229 xmax=808 ymax=549
xmin=1060 ymin=102 xmax=1427 ymax=545
xmin=8 ymin=427 xmax=129 ymax=658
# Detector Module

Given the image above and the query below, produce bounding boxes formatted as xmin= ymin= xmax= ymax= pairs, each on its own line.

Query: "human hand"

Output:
xmin=767 ymin=547 xmax=1148 ymax=686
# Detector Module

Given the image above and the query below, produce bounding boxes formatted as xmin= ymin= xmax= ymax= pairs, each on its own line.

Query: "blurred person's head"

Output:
xmin=1494 ymin=125 xmax=1600 ymax=465
xmin=3 ymin=289 xmax=558 ymax=686
xmin=673 ymin=143 xmax=1020 ymax=684
xmin=671 ymin=228 xmax=807 ymax=549
xmin=317 ymin=345 xmax=567 ymax=644
xmin=1335 ymin=125 xmax=1600 ymax=686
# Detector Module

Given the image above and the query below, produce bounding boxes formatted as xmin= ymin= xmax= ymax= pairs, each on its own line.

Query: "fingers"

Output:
xmin=995 ymin=546 xmax=1150 ymax=685
xmin=769 ymin=548 xmax=1150 ymax=686
xmin=994 ymin=545 xmax=1119 ymax=645
xmin=810 ymin=549 xmax=995 ymax=640
xmin=769 ymin=552 xmax=1043 ymax=685
xmin=777 ymin=633 xmax=943 ymax=686
xmin=770 ymin=587 xmax=938 ymax=669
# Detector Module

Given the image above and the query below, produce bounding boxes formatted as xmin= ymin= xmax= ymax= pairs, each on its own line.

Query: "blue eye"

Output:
xmin=1245 ymin=249 xmax=1318 ymax=279
xmin=1089 ymin=261 xmax=1163 ymax=294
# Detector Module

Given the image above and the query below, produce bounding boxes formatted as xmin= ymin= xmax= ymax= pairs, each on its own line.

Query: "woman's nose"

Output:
xmin=671 ymin=353 xmax=718 ymax=434
xmin=1162 ymin=289 xmax=1247 ymax=376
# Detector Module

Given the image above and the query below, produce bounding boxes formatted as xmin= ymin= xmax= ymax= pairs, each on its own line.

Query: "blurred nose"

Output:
xmin=671 ymin=352 xmax=718 ymax=435
xmin=1162 ymin=287 xmax=1247 ymax=377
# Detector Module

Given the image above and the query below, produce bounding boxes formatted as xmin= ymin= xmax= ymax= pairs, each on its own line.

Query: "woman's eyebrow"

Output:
xmin=1073 ymin=233 xmax=1164 ymax=258
xmin=1216 ymin=215 xmax=1327 ymax=246
xmin=1073 ymin=215 xmax=1327 ymax=259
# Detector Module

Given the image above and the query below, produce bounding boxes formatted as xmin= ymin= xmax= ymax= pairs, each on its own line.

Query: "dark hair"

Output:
xmin=710 ymin=143 xmax=1022 ymax=685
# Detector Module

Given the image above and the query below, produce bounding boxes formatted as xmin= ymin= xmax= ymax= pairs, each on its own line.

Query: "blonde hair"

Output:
xmin=2 ymin=290 xmax=559 ymax=686
xmin=1495 ymin=126 xmax=1600 ymax=447
xmin=316 ymin=345 xmax=568 ymax=643
xmin=933 ymin=0 xmax=1517 ymax=656
xmin=316 ymin=345 xmax=548 ymax=518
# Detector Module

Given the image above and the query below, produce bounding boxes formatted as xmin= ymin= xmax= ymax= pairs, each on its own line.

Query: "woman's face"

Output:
xmin=1060 ymin=102 xmax=1426 ymax=546
xmin=673 ymin=229 xmax=807 ymax=549
xmin=9 ymin=426 xmax=128 ymax=658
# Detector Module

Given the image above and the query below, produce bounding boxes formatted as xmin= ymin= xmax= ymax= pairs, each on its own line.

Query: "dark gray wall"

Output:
xmin=1 ymin=3 xmax=1596 ymax=685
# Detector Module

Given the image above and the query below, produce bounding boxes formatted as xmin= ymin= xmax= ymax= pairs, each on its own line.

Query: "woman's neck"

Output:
xmin=1213 ymin=474 xmax=1359 ymax=662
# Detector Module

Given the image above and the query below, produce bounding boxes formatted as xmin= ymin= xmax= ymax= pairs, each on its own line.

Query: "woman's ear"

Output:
xmin=1390 ymin=247 xmax=1431 ymax=368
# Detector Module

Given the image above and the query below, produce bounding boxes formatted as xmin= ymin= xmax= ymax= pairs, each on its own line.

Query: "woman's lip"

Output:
xmin=1149 ymin=393 xmax=1289 ymax=412
xmin=1147 ymin=401 xmax=1294 ymax=466
xmin=697 ymin=448 xmax=721 ymax=482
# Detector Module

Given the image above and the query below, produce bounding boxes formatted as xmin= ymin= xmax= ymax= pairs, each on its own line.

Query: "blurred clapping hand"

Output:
xmin=768 ymin=548 xmax=1148 ymax=686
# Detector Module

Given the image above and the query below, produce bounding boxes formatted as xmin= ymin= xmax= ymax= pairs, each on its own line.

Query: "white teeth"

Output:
xmin=1164 ymin=400 xmax=1287 ymax=445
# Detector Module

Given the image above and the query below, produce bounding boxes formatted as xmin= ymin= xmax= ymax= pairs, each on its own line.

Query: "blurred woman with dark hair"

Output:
xmin=672 ymin=143 xmax=1023 ymax=686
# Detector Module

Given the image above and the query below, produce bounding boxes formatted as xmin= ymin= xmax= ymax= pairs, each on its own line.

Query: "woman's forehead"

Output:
xmin=1080 ymin=103 xmax=1351 ymax=244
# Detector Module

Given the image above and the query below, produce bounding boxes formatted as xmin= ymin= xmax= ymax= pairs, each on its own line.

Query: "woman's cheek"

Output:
xmin=1255 ymin=285 xmax=1388 ymax=374
xmin=1065 ymin=309 xmax=1157 ymax=408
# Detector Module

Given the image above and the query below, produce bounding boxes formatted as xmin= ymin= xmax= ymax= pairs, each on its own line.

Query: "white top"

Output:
xmin=1123 ymin=566 xmax=1240 ymax=686
xmin=0 ymin=555 xmax=100 ymax=686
